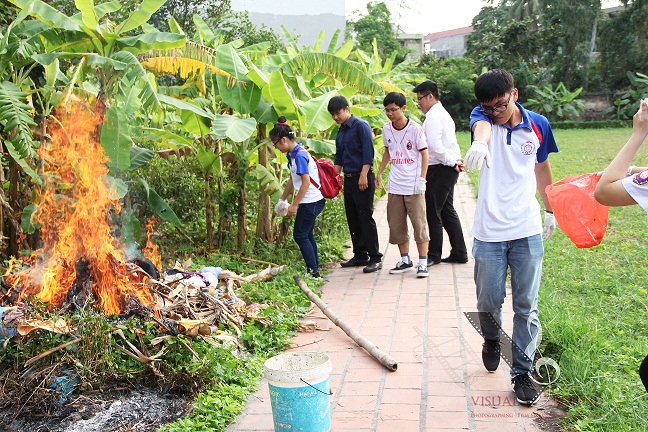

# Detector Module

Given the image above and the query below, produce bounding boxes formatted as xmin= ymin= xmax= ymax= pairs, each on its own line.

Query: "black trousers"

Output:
xmin=425 ymin=164 xmax=468 ymax=261
xmin=344 ymin=172 xmax=382 ymax=262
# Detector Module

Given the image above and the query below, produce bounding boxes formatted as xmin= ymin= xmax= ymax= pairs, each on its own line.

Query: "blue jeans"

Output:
xmin=473 ymin=235 xmax=544 ymax=377
xmin=293 ymin=199 xmax=325 ymax=274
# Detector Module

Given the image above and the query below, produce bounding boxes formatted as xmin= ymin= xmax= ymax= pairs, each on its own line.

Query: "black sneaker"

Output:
xmin=512 ymin=374 xmax=541 ymax=406
xmin=363 ymin=261 xmax=382 ymax=273
xmin=427 ymin=257 xmax=440 ymax=267
xmin=440 ymin=255 xmax=469 ymax=264
xmin=389 ymin=260 xmax=413 ymax=274
xmin=482 ymin=338 xmax=500 ymax=372
xmin=340 ymin=256 xmax=369 ymax=267
xmin=415 ymin=264 xmax=429 ymax=278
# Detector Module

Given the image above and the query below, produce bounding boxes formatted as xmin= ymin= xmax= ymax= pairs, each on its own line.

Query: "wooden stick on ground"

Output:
xmin=24 ymin=338 xmax=81 ymax=368
xmin=294 ymin=276 xmax=397 ymax=371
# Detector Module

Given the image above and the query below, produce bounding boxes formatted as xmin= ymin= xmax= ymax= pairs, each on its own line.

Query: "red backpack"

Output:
xmin=297 ymin=149 xmax=342 ymax=199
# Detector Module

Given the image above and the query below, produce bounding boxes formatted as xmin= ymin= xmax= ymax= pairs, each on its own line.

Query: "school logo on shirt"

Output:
xmin=633 ymin=169 xmax=648 ymax=186
xmin=520 ymin=141 xmax=535 ymax=156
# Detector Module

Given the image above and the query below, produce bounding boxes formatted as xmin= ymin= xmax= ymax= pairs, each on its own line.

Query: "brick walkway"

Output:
xmin=227 ymin=174 xmax=555 ymax=431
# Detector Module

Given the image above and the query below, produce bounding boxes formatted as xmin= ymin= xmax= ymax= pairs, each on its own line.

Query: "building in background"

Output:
xmin=396 ymin=33 xmax=425 ymax=61
xmin=424 ymin=26 xmax=474 ymax=58
xmin=230 ymin=0 xmax=346 ymax=48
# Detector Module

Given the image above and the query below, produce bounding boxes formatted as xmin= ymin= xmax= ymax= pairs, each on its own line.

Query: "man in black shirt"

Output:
xmin=328 ymin=96 xmax=382 ymax=273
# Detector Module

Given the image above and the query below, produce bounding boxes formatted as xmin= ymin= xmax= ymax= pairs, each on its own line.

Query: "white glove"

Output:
xmin=464 ymin=140 xmax=491 ymax=173
xmin=543 ymin=211 xmax=556 ymax=240
xmin=274 ymin=199 xmax=289 ymax=216
xmin=415 ymin=177 xmax=426 ymax=195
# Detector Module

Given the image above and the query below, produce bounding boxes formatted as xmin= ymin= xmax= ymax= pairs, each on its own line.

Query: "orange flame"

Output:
xmin=143 ymin=218 xmax=162 ymax=271
xmin=4 ymin=103 xmax=155 ymax=315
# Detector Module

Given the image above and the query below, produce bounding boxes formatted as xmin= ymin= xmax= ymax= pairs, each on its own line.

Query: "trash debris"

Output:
xmin=49 ymin=367 xmax=81 ymax=404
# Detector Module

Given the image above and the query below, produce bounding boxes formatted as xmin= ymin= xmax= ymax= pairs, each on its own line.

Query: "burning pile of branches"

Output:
xmin=0 ymin=261 xmax=284 ymax=421
xmin=0 ymin=101 xmax=286 ymax=422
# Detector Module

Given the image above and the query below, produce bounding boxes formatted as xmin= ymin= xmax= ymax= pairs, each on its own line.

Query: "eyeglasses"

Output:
xmin=271 ymin=137 xmax=282 ymax=147
xmin=417 ymin=93 xmax=430 ymax=102
xmin=385 ymin=107 xmax=402 ymax=113
xmin=480 ymin=93 xmax=513 ymax=115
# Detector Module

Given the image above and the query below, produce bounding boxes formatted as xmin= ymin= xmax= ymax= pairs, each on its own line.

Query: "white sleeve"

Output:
xmin=622 ymin=169 xmax=648 ymax=213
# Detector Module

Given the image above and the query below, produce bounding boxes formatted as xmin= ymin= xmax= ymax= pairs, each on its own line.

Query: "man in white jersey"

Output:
xmin=375 ymin=92 xmax=430 ymax=278
xmin=464 ymin=69 xmax=558 ymax=406
xmin=595 ymin=97 xmax=648 ymax=394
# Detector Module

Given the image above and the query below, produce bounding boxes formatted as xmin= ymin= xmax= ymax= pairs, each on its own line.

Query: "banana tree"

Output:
xmin=6 ymin=0 xmax=188 ymax=247
xmin=0 ymin=16 xmax=41 ymax=257
xmin=137 ymin=22 xmax=412 ymax=248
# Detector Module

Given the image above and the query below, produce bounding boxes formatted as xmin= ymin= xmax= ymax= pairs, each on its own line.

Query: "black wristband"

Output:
xmin=545 ymin=210 xmax=553 ymax=214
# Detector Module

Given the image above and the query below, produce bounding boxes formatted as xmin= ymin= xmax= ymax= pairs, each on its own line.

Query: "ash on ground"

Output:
xmin=0 ymin=387 xmax=190 ymax=432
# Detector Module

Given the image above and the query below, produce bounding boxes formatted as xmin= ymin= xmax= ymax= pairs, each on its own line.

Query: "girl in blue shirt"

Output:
xmin=271 ymin=117 xmax=325 ymax=278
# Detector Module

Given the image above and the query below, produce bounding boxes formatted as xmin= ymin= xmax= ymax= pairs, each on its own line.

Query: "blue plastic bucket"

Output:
xmin=264 ymin=352 xmax=332 ymax=432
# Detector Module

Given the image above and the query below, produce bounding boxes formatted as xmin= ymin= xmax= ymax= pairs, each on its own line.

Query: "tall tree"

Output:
xmin=348 ymin=1 xmax=400 ymax=60
xmin=598 ymin=0 xmax=648 ymax=90
xmin=541 ymin=0 xmax=601 ymax=90
xmin=508 ymin=0 xmax=542 ymax=24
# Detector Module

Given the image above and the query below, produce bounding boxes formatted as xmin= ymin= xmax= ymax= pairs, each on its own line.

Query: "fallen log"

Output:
xmin=294 ymin=276 xmax=397 ymax=371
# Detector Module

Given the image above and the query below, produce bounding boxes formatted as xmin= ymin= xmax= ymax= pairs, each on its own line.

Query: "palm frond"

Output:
xmin=113 ymin=50 xmax=161 ymax=112
xmin=140 ymin=41 xmax=238 ymax=86
xmin=0 ymin=81 xmax=36 ymax=159
xmin=282 ymin=53 xmax=383 ymax=96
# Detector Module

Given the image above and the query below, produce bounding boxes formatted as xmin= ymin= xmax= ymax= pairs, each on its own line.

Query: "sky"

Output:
xmin=345 ymin=0 xmax=624 ymax=35
xmin=345 ymin=0 xmax=487 ymax=34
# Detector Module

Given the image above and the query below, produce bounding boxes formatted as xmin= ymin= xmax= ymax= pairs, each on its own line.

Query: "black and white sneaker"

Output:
xmin=512 ymin=374 xmax=541 ymax=406
xmin=389 ymin=260 xmax=413 ymax=274
xmin=416 ymin=264 xmax=429 ymax=278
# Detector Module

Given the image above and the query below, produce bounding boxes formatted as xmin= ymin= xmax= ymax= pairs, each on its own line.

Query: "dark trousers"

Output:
xmin=425 ymin=164 xmax=467 ymax=261
xmin=344 ymin=172 xmax=382 ymax=262
xmin=293 ymin=199 xmax=326 ymax=274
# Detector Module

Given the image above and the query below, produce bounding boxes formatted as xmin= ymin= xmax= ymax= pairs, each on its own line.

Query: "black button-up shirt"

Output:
xmin=333 ymin=115 xmax=375 ymax=173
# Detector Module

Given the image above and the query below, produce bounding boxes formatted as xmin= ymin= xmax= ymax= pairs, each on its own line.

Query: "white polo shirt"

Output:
xmin=423 ymin=102 xmax=461 ymax=166
xmin=623 ymin=169 xmax=648 ymax=213
xmin=469 ymin=103 xmax=559 ymax=242
xmin=382 ymin=119 xmax=428 ymax=195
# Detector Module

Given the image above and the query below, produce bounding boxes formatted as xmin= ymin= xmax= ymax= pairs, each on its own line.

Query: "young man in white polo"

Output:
xmin=375 ymin=92 xmax=430 ymax=278
xmin=464 ymin=68 xmax=558 ymax=406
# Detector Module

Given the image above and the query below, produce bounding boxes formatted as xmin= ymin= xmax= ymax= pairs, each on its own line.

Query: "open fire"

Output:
xmin=2 ymin=103 xmax=157 ymax=315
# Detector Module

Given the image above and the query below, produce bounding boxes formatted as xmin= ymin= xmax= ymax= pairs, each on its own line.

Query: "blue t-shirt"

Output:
xmin=287 ymin=144 xmax=323 ymax=203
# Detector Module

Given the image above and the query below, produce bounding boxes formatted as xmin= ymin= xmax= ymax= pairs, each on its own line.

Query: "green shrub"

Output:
xmin=525 ymin=82 xmax=586 ymax=122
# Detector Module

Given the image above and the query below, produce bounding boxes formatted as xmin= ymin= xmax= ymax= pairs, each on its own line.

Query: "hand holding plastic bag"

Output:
xmin=545 ymin=173 xmax=609 ymax=248
xmin=274 ymin=199 xmax=289 ymax=216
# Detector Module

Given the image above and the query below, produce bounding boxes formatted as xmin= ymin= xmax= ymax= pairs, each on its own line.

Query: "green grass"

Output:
xmin=458 ymin=128 xmax=648 ymax=431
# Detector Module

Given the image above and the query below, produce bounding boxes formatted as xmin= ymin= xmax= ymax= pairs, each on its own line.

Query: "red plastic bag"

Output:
xmin=545 ymin=173 xmax=609 ymax=248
